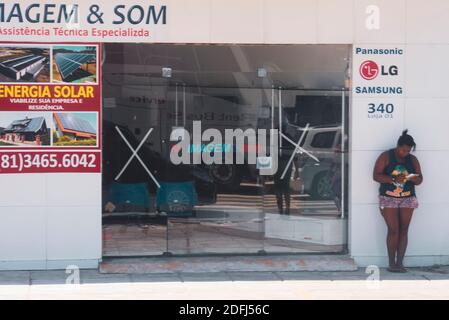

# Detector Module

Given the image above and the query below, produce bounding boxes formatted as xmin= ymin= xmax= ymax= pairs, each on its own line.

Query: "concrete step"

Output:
xmin=100 ymin=254 xmax=358 ymax=274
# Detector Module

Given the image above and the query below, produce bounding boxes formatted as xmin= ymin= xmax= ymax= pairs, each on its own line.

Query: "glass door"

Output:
xmin=261 ymin=87 xmax=349 ymax=253
xmin=102 ymin=44 xmax=169 ymax=256
xmin=164 ymin=76 xmax=267 ymax=255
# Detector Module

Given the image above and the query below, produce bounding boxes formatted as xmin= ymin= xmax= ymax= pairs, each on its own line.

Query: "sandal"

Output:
xmin=387 ymin=266 xmax=401 ymax=273
xmin=397 ymin=266 xmax=408 ymax=273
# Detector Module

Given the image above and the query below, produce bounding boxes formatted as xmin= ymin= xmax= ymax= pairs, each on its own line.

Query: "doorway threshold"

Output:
xmin=100 ymin=254 xmax=357 ymax=274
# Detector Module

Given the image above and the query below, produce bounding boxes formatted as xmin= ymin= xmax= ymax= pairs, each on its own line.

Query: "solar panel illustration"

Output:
xmin=26 ymin=118 xmax=45 ymax=132
xmin=55 ymin=53 xmax=96 ymax=81
xmin=58 ymin=113 xmax=96 ymax=134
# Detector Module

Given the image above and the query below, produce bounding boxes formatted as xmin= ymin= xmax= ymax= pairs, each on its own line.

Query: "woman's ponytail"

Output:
xmin=397 ymin=129 xmax=416 ymax=151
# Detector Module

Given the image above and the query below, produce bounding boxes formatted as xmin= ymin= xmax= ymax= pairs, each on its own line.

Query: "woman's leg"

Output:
xmin=381 ymin=207 xmax=400 ymax=270
xmin=397 ymin=208 xmax=414 ymax=271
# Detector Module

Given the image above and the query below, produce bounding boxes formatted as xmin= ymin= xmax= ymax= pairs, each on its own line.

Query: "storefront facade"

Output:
xmin=0 ymin=0 xmax=448 ymax=270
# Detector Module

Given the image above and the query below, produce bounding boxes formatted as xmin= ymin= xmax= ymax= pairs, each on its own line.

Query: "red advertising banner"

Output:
xmin=0 ymin=151 xmax=101 ymax=174
xmin=0 ymin=84 xmax=100 ymax=111
xmin=0 ymin=42 xmax=101 ymax=173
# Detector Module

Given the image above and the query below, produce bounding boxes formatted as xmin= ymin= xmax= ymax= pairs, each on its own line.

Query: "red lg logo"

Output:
xmin=360 ymin=60 xmax=379 ymax=80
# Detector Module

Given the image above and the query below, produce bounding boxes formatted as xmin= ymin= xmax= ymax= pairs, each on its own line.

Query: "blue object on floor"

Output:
xmin=156 ymin=181 xmax=198 ymax=217
xmin=107 ymin=182 xmax=150 ymax=208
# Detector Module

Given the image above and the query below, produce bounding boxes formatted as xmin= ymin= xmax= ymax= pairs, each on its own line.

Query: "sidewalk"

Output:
xmin=1 ymin=266 xmax=449 ymax=299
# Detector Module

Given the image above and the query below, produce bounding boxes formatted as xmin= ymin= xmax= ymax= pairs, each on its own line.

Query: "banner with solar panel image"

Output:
xmin=0 ymin=42 xmax=101 ymax=174
xmin=0 ymin=45 xmax=50 ymax=83
xmin=0 ymin=112 xmax=51 ymax=147
xmin=52 ymin=112 xmax=97 ymax=147
xmin=52 ymin=45 xmax=97 ymax=84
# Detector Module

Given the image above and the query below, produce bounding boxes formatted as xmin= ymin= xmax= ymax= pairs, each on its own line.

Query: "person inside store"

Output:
xmin=373 ymin=130 xmax=423 ymax=273
xmin=273 ymin=149 xmax=293 ymax=215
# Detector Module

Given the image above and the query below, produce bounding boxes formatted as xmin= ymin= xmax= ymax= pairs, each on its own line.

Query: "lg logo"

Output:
xmin=360 ymin=60 xmax=398 ymax=80
xmin=360 ymin=60 xmax=379 ymax=80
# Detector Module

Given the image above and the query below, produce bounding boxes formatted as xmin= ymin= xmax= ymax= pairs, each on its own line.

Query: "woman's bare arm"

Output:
xmin=373 ymin=152 xmax=393 ymax=184
xmin=409 ymin=155 xmax=423 ymax=185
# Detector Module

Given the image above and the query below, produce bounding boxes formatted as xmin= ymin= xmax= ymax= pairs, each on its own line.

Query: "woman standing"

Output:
xmin=373 ymin=130 xmax=423 ymax=273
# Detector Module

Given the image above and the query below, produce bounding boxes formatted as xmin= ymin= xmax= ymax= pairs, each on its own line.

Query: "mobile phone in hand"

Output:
xmin=406 ymin=174 xmax=420 ymax=180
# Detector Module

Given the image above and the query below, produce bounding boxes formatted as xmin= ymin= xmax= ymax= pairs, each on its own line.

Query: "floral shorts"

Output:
xmin=379 ymin=195 xmax=419 ymax=209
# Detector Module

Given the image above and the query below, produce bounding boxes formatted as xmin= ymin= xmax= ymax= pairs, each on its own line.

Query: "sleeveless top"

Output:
xmin=379 ymin=149 xmax=416 ymax=198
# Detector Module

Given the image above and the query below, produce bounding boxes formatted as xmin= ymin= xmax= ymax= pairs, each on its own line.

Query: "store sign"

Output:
xmin=359 ymin=60 xmax=398 ymax=81
xmin=0 ymin=1 xmax=168 ymax=42
xmin=353 ymin=45 xmax=404 ymax=96
xmin=0 ymin=42 xmax=101 ymax=174
xmin=353 ymin=45 xmax=405 ymax=120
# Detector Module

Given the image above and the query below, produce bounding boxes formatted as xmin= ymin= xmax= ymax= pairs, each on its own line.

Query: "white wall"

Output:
xmin=0 ymin=173 xmax=101 ymax=270
xmin=349 ymin=0 xmax=449 ymax=267
xmin=1 ymin=0 xmax=449 ymax=269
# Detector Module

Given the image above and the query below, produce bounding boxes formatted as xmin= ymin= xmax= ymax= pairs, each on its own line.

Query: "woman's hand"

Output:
xmin=393 ymin=174 xmax=406 ymax=184
xmin=408 ymin=175 xmax=421 ymax=184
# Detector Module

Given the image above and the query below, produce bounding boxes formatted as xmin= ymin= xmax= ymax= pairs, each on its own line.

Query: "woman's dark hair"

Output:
xmin=397 ymin=129 xmax=416 ymax=150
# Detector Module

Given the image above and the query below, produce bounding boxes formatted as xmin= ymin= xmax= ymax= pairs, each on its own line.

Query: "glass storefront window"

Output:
xmin=102 ymin=44 xmax=350 ymax=257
